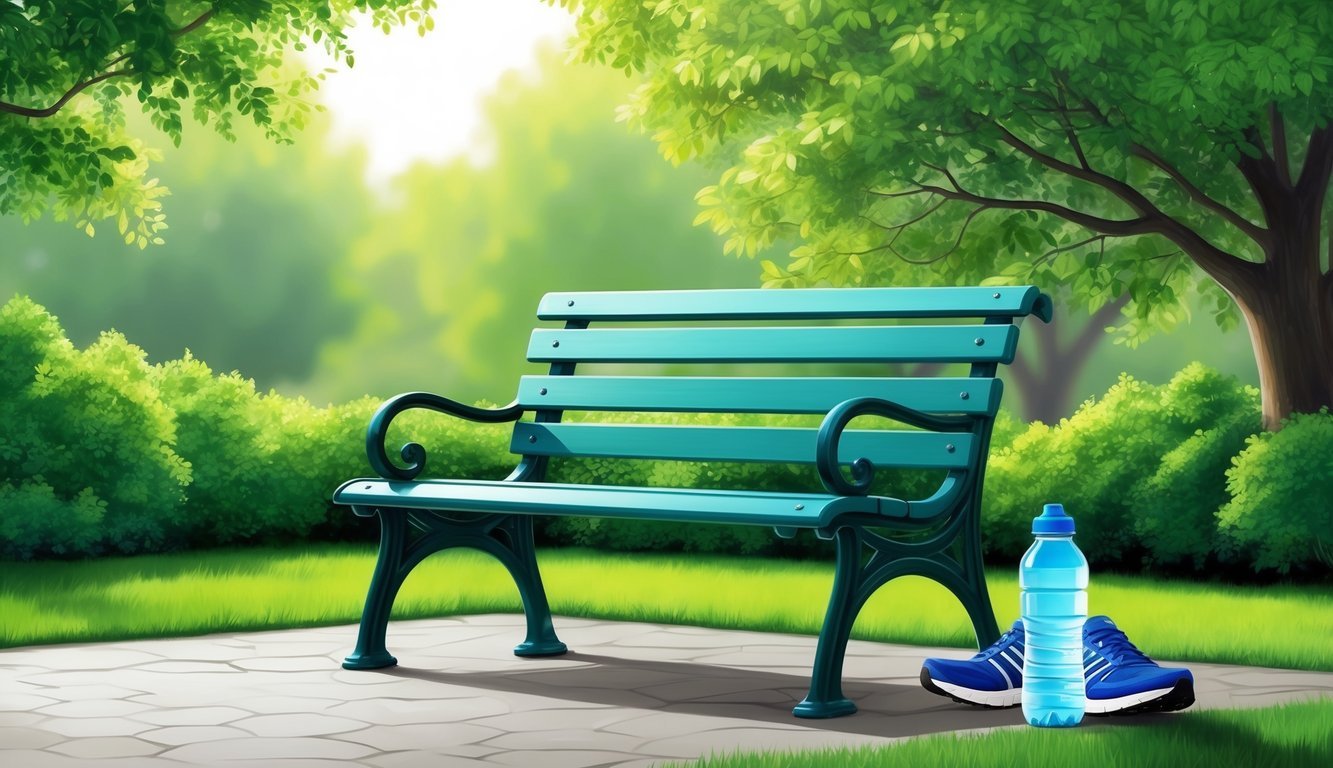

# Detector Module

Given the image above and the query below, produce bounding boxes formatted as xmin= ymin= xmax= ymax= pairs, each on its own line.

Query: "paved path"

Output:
xmin=3 ymin=614 xmax=1331 ymax=767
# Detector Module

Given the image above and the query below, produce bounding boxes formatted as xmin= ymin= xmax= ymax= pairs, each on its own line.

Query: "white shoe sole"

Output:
xmin=930 ymin=678 xmax=1022 ymax=708
xmin=1085 ymin=685 xmax=1181 ymax=714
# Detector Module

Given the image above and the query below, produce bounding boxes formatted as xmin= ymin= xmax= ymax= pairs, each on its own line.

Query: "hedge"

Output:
xmin=1 ymin=296 xmax=1328 ymax=576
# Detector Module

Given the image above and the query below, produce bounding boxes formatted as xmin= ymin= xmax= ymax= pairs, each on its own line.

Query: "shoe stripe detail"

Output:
xmin=999 ymin=649 xmax=1023 ymax=669
xmin=987 ymin=658 xmax=1017 ymax=689
xmin=1085 ymin=660 xmax=1110 ymax=679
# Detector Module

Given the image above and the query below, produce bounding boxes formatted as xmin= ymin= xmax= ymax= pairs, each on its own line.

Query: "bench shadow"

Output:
xmin=380 ymin=650 xmax=1033 ymax=738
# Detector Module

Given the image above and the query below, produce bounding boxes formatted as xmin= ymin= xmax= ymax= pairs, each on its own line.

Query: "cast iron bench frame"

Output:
xmin=333 ymin=285 xmax=1052 ymax=718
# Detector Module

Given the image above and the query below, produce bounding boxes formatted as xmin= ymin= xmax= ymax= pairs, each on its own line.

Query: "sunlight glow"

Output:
xmin=304 ymin=0 xmax=575 ymax=184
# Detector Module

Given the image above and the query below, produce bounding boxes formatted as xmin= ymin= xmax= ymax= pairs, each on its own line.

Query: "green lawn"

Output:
xmin=664 ymin=698 xmax=1333 ymax=768
xmin=2 ymin=544 xmax=1329 ymax=673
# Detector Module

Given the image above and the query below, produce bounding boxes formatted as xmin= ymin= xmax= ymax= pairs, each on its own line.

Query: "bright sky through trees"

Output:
xmin=304 ymin=0 xmax=575 ymax=183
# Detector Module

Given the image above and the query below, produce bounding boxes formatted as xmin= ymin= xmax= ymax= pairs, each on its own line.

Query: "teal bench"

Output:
xmin=333 ymin=286 xmax=1052 ymax=718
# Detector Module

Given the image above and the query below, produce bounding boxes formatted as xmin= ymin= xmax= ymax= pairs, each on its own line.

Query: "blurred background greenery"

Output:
xmin=0 ymin=42 xmax=1257 ymax=415
xmin=3 ymin=0 xmax=1324 ymax=579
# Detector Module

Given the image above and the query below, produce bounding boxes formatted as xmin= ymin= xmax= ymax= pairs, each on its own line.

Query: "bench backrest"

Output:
xmin=508 ymin=286 xmax=1052 ymax=489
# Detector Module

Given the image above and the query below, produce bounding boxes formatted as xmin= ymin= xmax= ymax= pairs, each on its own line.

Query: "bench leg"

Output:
xmin=342 ymin=509 xmax=567 ymax=670
xmin=493 ymin=516 xmax=568 ymax=657
xmin=794 ymin=501 xmax=1000 ymax=717
xmin=955 ymin=497 xmax=1000 ymax=649
xmin=794 ymin=526 xmax=862 ymax=718
xmin=343 ymin=510 xmax=408 ymax=670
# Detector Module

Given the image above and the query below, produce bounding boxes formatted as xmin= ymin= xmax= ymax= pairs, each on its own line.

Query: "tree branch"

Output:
xmin=928 ymin=205 xmax=987 ymax=263
xmin=922 ymin=161 xmax=964 ymax=192
xmin=1047 ymin=85 xmax=1092 ymax=170
xmin=992 ymin=123 xmax=1260 ymax=288
xmin=996 ymin=122 xmax=1169 ymax=219
xmin=1036 ymin=234 xmax=1108 ymax=266
xmin=1270 ymin=103 xmax=1293 ymax=189
xmin=174 ymin=7 xmax=216 ymax=37
xmin=867 ymin=187 xmax=935 ymax=199
xmin=913 ymin=182 xmax=1159 ymax=238
xmin=1129 ymin=142 xmax=1270 ymax=247
xmin=0 ymin=68 xmax=137 ymax=118
xmin=861 ymin=198 xmax=946 ymax=233
xmin=1295 ymin=123 xmax=1333 ymax=200
xmin=0 ymin=5 xmax=215 ymax=119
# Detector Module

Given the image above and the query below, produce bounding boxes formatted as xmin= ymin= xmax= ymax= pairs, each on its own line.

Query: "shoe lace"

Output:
xmin=1087 ymin=625 xmax=1152 ymax=666
xmin=976 ymin=626 xmax=1021 ymax=659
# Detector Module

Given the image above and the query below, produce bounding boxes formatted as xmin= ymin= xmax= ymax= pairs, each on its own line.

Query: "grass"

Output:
xmin=662 ymin=698 xmax=1333 ymax=768
xmin=1 ymin=544 xmax=1329 ymax=674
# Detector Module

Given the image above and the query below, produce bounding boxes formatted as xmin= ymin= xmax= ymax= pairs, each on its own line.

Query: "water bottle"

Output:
xmin=1020 ymin=503 xmax=1088 ymax=727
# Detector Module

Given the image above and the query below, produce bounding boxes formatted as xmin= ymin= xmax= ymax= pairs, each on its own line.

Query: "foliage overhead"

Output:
xmin=0 ymin=0 xmax=435 ymax=241
xmin=557 ymin=0 xmax=1332 ymax=345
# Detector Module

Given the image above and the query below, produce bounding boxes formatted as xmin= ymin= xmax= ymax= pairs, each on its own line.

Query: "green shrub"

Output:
xmin=0 ymin=482 xmax=106 ymax=559
xmin=1131 ymin=414 xmax=1257 ymax=570
xmin=0 ymin=298 xmax=189 ymax=556
xmin=985 ymin=364 xmax=1260 ymax=568
xmin=1219 ymin=410 xmax=1333 ymax=574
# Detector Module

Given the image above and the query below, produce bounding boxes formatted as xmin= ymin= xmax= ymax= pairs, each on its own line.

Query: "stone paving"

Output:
xmin=3 ymin=614 xmax=1332 ymax=767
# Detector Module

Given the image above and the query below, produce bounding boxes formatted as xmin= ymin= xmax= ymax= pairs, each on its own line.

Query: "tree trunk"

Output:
xmin=1006 ymin=295 xmax=1130 ymax=424
xmin=1232 ymin=256 xmax=1333 ymax=431
xmin=1214 ymin=123 xmax=1333 ymax=431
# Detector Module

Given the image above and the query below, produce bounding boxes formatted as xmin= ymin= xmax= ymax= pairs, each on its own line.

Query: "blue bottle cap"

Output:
xmin=1033 ymin=503 xmax=1075 ymax=535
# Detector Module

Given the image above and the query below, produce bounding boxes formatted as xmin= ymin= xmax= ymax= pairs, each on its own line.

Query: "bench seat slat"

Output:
xmin=517 ymin=376 xmax=1001 ymax=415
xmin=510 ymin=423 xmax=974 ymax=469
xmin=527 ymin=325 xmax=1018 ymax=364
xmin=538 ymin=286 xmax=1048 ymax=321
xmin=334 ymin=478 xmax=899 ymax=527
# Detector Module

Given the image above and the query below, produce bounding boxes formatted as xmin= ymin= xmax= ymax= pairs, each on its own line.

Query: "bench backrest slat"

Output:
xmin=508 ymin=286 xmax=1049 ymax=486
xmin=516 ymin=376 xmax=1001 ymax=415
xmin=528 ymin=325 xmax=1018 ymax=364
xmin=511 ymin=423 xmax=975 ymax=470
xmin=538 ymin=286 xmax=1047 ymax=321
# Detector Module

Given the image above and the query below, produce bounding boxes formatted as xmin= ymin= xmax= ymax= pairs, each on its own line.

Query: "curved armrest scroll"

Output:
xmin=816 ymin=396 xmax=977 ymax=496
xmin=367 ymin=392 xmax=524 ymax=480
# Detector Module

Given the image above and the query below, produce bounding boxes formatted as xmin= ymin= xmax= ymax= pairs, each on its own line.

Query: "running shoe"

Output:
xmin=919 ymin=620 xmax=1026 ymax=708
xmin=920 ymin=616 xmax=1195 ymax=714
xmin=1082 ymin=615 xmax=1194 ymax=715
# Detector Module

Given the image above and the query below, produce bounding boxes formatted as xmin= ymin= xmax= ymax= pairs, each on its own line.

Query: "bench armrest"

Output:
xmin=367 ymin=391 xmax=524 ymax=480
xmin=815 ymin=396 xmax=978 ymax=496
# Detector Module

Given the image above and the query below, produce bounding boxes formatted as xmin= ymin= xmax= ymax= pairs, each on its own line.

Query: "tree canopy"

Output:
xmin=560 ymin=0 xmax=1333 ymax=427
xmin=0 ymin=0 xmax=434 ymax=242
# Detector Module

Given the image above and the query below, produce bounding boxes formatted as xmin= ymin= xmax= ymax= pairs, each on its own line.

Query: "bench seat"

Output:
xmin=335 ymin=477 xmax=905 ymax=528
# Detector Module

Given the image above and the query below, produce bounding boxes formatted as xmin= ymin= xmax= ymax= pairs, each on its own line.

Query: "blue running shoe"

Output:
xmin=919 ymin=620 xmax=1025 ymax=708
xmin=1083 ymin=615 xmax=1194 ymax=715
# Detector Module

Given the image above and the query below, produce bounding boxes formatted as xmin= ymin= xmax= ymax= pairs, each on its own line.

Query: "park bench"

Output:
xmin=332 ymin=285 xmax=1053 ymax=718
